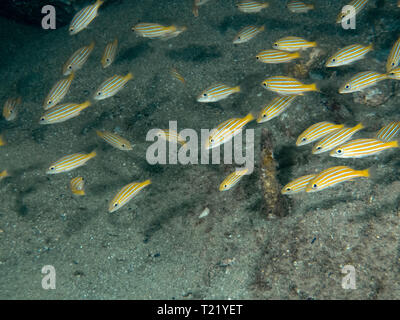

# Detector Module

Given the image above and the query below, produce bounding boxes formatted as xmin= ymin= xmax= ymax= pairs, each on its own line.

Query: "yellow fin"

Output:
xmin=124 ymin=72 xmax=134 ymax=81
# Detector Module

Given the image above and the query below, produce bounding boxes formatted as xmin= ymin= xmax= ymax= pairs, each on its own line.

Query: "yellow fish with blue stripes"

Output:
xmin=256 ymin=96 xmax=296 ymax=123
xmin=39 ymin=101 xmax=91 ymax=124
xmin=336 ymin=0 xmax=369 ymax=24
xmin=306 ymin=166 xmax=370 ymax=193
xmin=132 ymin=23 xmax=186 ymax=40
xmin=219 ymin=168 xmax=249 ymax=191
xmin=70 ymin=177 xmax=85 ymax=196
xmin=94 ymin=73 xmax=133 ymax=100
xmin=273 ymin=36 xmax=316 ymax=52
xmin=233 ymin=25 xmax=265 ymax=44
xmin=69 ymin=0 xmax=104 ymax=35
xmin=256 ymin=50 xmax=300 ymax=64
xmin=326 ymin=44 xmax=373 ymax=67
xmin=47 ymin=151 xmax=97 ymax=174
xmin=375 ymin=122 xmax=400 ymax=142
xmin=170 ymin=68 xmax=185 ymax=84
xmin=206 ymin=113 xmax=254 ymax=149
xmin=43 ymin=73 xmax=74 ymax=110
xmin=109 ymin=179 xmax=152 ymax=213
xmin=287 ymin=1 xmax=314 ymax=13
xmin=330 ymin=138 xmax=398 ymax=158
xmin=96 ymin=130 xmax=133 ymax=151
xmin=386 ymin=37 xmax=400 ymax=72
xmin=156 ymin=129 xmax=187 ymax=148
xmin=63 ymin=42 xmax=95 ymax=75
xmin=312 ymin=123 xmax=364 ymax=154
xmin=281 ymin=174 xmax=316 ymax=194
xmin=339 ymin=71 xmax=388 ymax=93
xmin=296 ymin=122 xmax=345 ymax=146
xmin=236 ymin=1 xmax=269 ymax=13
xmin=262 ymin=76 xmax=317 ymax=95
xmin=3 ymin=97 xmax=21 ymax=121
xmin=101 ymin=38 xmax=118 ymax=69
xmin=197 ymin=84 xmax=240 ymax=102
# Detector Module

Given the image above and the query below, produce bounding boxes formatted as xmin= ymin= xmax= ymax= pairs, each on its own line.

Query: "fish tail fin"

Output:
xmin=142 ymin=179 xmax=152 ymax=186
xmin=359 ymin=168 xmax=370 ymax=178
xmin=96 ymin=130 xmax=104 ymax=138
xmin=308 ymin=4 xmax=315 ymax=9
xmin=310 ymin=41 xmax=317 ymax=47
xmin=16 ymin=96 xmax=22 ymax=104
xmin=0 ymin=170 xmax=9 ymax=178
xmin=259 ymin=25 xmax=265 ymax=31
xmin=88 ymin=41 xmax=95 ymax=50
xmin=124 ymin=72 xmax=134 ymax=81
xmin=68 ymin=72 xmax=75 ymax=81
xmin=367 ymin=43 xmax=373 ymax=51
xmin=113 ymin=38 xmax=118 ymax=45
xmin=263 ymin=2 xmax=269 ymax=8
xmin=96 ymin=0 xmax=105 ymax=7
xmin=292 ymin=51 xmax=301 ymax=59
xmin=388 ymin=140 xmax=399 ymax=148
xmin=73 ymin=189 xmax=85 ymax=196
xmin=243 ymin=112 xmax=255 ymax=123
xmin=88 ymin=150 xmax=97 ymax=159
xmin=354 ymin=122 xmax=364 ymax=131
xmin=168 ymin=25 xmax=177 ymax=32
xmin=233 ymin=85 xmax=241 ymax=93
xmin=80 ymin=100 xmax=92 ymax=110
xmin=309 ymin=83 xmax=318 ymax=91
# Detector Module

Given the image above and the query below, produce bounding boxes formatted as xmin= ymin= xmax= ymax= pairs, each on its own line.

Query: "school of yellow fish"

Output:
xmin=1 ymin=0 xmax=400 ymax=213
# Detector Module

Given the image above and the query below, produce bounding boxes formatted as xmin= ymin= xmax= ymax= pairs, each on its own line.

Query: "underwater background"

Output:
xmin=0 ymin=0 xmax=400 ymax=299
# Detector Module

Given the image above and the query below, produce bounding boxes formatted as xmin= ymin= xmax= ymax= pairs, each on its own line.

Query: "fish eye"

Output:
xmin=69 ymin=27 xmax=74 ymax=32
xmin=316 ymin=146 xmax=321 ymax=150
xmin=392 ymin=62 xmax=395 ymax=66
xmin=286 ymin=188 xmax=291 ymax=191
xmin=224 ymin=184 xmax=227 ymax=188
xmin=332 ymin=58 xmax=336 ymax=62
xmin=68 ymin=65 xmax=72 ymax=69
xmin=273 ymin=43 xmax=278 ymax=47
xmin=238 ymin=37 xmax=241 ymax=40
xmin=256 ymin=56 xmax=259 ymax=59
xmin=97 ymin=92 xmax=102 ymax=95
xmin=48 ymin=100 xmax=52 ymax=104
xmin=114 ymin=203 xmax=118 ymax=207
xmin=203 ymin=93 xmax=207 ymax=97
xmin=50 ymin=167 xmax=55 ymax=171
xmin=336 ymin=149 xmax=343 ymax=154
xmin=106 ymin=58 xmax=110 ymax=62
xmin=263 ymin=83 xmax=267 ymax=87
xmin=345 ymin=85 xmax=350 ymax=89
xmin=40 ymin=117 xmax=45 ymax=121
xmin=210 ymin=139 xmax=214 ymax=143
xmin=313 ymin=184 xmax=317 ymax=188
xmin=301 ymin=137 xmax=306 ymax=141
xmin=262 ymin=114 xmax=266 ymax=117
xmin=121 ymin=144 xmax=125 ymax=148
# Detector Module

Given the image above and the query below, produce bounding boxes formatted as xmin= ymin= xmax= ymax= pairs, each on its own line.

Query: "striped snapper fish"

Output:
xmin=336 ymin=0 xmax=369 ymax=24
xmin=156 ymin=129 xmax=187 ymax=148
xmin=69 ymin=0 xmax=104 ymax=35
xmin=281 ymin=174 xmax=316 ymax=194
xmin=233 ymin=25 xmax=265 ymax=44
xmin=287 ymin=1 xmax=314 ymax=13
xmin=256 ymin=96 xmax=296 ymax=123
xmin=101 ymin=38 xmax=118 ymax=69
xmin=262 ymin=76 xmax=317 ymax=95
xmin=109 ymin=179 xmax=151 ymax=213
xmin=94 ymin=73 xmax=133 ymax=100
xmin=0 ymin=170 xmax=9 ymax=180
xmin=219 ymin=168 xmax=249 ymax=191
xmin=47 ymin=151 xmax=97 ymax=174
xmin=256 ymin=49 xmax=300 ymax=64
xmin=197 ymin=84 xmax=241 ymax=102
xmin=3 ymin=97 xmax=21 ymax=121
xmin=387 ymin=66 xmax=400 ymax=80
xmin=375 ymin=122 xmax=400 ymax=142
xmin=273 ymin=36 xmax=317 ymax=52
xmin=63 ymin=42 xmax=95 ymax=75
xmin=132 ymin=23 xmax=186 ymax=40
xmin=39 ymin=101 xmax=91 ymax=124
xmin=296 ymin=122 xmax=345 ymax=146
xmin=339 ymin=71 xmax=388 ymax=93
xmin=70 ymin=177 xmax=85 ymax=196
xmin=0 ymin=134 xmax=6 ymax=146
xmin=326 ymin=44 xmax=373 ymax=67
xmin=96 ymin=130 xmax=133 ymax=151
xmin=312 ymin=123 xmax=364 ymax=154
xmin=306 ymin=166 xmax=370 ymax=193
xmin=170 ymin=68 xmax=185 ymax=84
xmin=43 ymin=73 xmax=74 ymax=110
xmin=236 ymin=1 xmax=269 ymax=13
xmin=206 ymin=113 xmax=254 ymax=149
xmin=330 ymin=138 xmax=398 ymax=158
xmin=386 ymin=37 xmax=400 ymax=72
